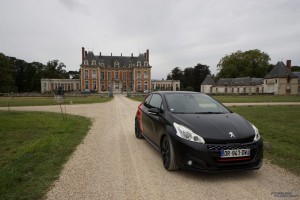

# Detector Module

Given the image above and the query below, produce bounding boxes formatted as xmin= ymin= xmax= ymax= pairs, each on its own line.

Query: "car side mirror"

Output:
xmin=148 ymin=107 xmax=160 ymax=115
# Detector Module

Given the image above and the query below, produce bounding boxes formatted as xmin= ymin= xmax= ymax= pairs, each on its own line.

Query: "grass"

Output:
xmin=128 ymin=93 xmax=300 ymax=176
xmin=128 ymin=95 xmax=300 ymax=103
xmin=230 ymin=105 xmax=300 ymax=176
xmin=213 ymin=95 xmax=300 ymax=103
xmin=0 ymin=96 xmax=113 ymax=107
xmin=0 ymin=111 xmax=92 ymax=200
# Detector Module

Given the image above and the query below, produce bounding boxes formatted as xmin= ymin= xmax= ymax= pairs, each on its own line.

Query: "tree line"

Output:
xmin=0 ymin=53 xmax=79 ymax=93
xmin=166 ymin=49 xmax=299 ymax=91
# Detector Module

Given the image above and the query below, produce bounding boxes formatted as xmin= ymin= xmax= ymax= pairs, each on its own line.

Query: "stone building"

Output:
xmin=151 ymin=79 xmax=180 ymax=91
xmin=80 ymin=47 xmax=151 ymax=93
xmin=201 ymin=60 xmax=299 ymax=95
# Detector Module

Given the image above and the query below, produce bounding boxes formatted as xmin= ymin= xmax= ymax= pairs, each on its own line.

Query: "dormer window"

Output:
xmin=92 ymin=60 xmax=96 ymax=65
xmin=137 ymin=61 xmax=141 ymax=66
xmin=144 ymin=61 xmax=148 ymax=66
xmin=101 ymin=63 xmax=105 ymax=67
xmin=129 ymin=64 xmax=132 ymax=68
xmin=84 ymin=60 xmax=89 ymax=65
xmin=114 ymin=62 xmax=119 ymax=68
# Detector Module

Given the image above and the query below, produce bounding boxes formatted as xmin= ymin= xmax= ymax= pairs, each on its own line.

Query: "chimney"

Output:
xmin=131 ymin=53 xmax=133 ymax=58
xmin=146 ymin=49 xmax=149 ymax=62
xmin=111 ymin=53 xmax=112 ymax=57
xmin=99 ymin=52 xmax=101 ymax=57
xmin=82 ymin=47 xmax=85 ymax=62
xmin=286 ymin=60 xmax=291 ymax=70
xmin=121 ymin=53 xmax=122 ymax=57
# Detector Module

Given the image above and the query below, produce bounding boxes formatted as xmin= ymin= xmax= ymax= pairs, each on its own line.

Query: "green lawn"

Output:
xmin=128 ymin=95 xmax=300 ymax=103
xmin=0 ymin=111 xmax=92 ymax=200
xmin=0 ymin=96 xmax=113 ymax=107
xmin=214 ymin=95 xmax=300 ymax=103
xmin=230 ymin=106 xmax=300 ymax=176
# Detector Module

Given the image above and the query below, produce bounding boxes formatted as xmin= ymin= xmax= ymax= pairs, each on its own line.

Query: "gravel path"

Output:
xmin=2 ymin=95 xmax=300 ymax=199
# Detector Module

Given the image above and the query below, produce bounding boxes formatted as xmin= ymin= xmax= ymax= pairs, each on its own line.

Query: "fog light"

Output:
xmin=187 ymin=160 xmax=193 ymax=166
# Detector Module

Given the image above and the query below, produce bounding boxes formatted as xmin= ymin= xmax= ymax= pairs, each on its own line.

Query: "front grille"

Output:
xmin=207 ymin=143 xmax=257 ymax=151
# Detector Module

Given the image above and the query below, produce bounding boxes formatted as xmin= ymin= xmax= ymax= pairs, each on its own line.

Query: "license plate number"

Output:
xmin=220 ymin=149 xmax=250 ymax=158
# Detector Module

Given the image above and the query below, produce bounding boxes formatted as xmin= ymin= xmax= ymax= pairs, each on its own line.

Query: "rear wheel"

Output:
xmin=135 ymin=118 xmax=143 ymax=139
xmin=161 ymin=135 xmax=178 ymax=171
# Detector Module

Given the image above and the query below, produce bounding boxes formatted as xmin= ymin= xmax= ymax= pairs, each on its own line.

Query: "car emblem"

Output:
xmin=229 ymin=132 xmax=235 ymax=138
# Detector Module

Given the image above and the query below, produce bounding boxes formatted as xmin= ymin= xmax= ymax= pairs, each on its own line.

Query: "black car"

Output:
xmin=135 ymin=91 xmax=263 ymax=172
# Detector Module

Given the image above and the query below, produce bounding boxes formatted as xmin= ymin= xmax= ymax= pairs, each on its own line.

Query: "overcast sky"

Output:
xmin=1 ymin=0 xmax=299 ymax=79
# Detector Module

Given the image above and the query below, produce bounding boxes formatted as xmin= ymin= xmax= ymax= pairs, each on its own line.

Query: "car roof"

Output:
xmin=151 ymin=91 xmax=202 ymax=95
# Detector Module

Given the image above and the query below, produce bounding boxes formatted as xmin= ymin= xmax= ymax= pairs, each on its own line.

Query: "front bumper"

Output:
xmin=171 ymin=136 xmax=263 ymax=172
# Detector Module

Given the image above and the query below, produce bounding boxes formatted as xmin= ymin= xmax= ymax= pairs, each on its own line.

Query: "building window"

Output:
xmin=92 ymin=69 xmax=97 ymax=79
xmin=92 ymin=60 xmax=96 ymax=65
xmin=93 ymin=80 xmax=97 ymax=90
xmin=84 ymin=69 xmax=88 ymax=79
xmin=85 ymin=81 xmax=89 ymax=89
xmin=84 ymin=60 xmax=88 ymax=65
xmin=129 ymin=64 xmax=132 ymax=68
xmin=108 ymin=72 xmax=111 ymax=80
xmin=114 ymin=62 xmax=119 ymax=68
xmin=144 ymin=61 xmax=148 ymax=66
xmin=137 ymin=82 xmax=141 ymax=91
xmin=123 ymin=71 xmax=126 ymax=80
xmin=129 ymin=72 xmax=132 ymax=80
xmin=101 ymin=72 xmax=104 ymax=80
xmin=101 ymin=63 xmax=105 ymax=67
xmin=144 ymin=81 xmax=148 ymax=90
xmin=137 ymin=71 xmax=141 ymax=79
xmin=144 ymin=71 xmax=148 ymax=78
xmin=115 ymin=71 xmax=119 ymax=79
xmin=137 ymin=61 xmax=141 ymax=66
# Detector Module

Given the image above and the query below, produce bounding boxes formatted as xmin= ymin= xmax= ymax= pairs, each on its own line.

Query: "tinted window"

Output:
xmin=149 ymin=94 xmax=162 ymax=109
xmin=165 ymin=93 xmax=230 ymax=114
xmin=143 ymin=94 xmax=152 ymax=108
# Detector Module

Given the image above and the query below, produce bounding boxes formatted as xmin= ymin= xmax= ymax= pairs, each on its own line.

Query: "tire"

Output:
xmin=161 ymin=135 xmax=178 ymax=171
xmin=135 ymin=118 xmax=144 ymax=139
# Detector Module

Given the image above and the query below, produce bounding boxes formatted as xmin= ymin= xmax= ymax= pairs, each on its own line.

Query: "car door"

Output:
xmin=144 ymin=94 xmax=163 ymax=146
xmin=141 ymin=94 xmax=153 ymax=138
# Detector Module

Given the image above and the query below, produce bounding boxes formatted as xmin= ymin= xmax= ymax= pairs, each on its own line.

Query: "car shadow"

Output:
xmin=136 ymin=136 xmax=261 ymax=182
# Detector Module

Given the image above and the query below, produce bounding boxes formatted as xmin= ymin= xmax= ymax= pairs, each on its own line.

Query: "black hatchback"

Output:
xmin=135 ymin=91 xmax=263 ymax=172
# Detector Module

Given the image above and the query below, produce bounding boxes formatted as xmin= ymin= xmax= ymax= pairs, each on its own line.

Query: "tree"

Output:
xmin=166 ymin=67 xmax=183 ymax=81
xmin=43 ymin=60 xmax=69 ymax=79
xmin=193 ymin=63 xmax=211 ymax=92
xmin=0 ymin=53 xmax=15 ymax=92
xmin=68 ymin=70 xmax=80 ymax=79
xmin=217 ymin=49 xmax=271 ymax=78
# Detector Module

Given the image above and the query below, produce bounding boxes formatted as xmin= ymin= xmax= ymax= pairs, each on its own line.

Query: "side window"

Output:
xmin=160 ymin=102 xmax=164 ymax=114
xmin=149 ymin=94 xmax=162 ymax=109
xmin=143 ymin=94 xmax=152 ymax=108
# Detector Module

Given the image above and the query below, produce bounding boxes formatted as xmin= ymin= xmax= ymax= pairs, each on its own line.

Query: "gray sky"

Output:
xmin=1 ymin=0 xmax=299 ymax=79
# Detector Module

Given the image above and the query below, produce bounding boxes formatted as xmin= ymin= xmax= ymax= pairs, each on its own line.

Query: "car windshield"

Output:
xmin=165 ymin=93 xmax=230 ymax=114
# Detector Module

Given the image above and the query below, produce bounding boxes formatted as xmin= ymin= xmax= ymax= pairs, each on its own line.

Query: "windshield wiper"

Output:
xmin=193 ymin=112 xmax=224 ymax=114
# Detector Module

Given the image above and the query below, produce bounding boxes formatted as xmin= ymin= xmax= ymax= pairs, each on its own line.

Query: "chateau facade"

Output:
xmin=201 ymin=60 xmax=300 ymax=95
xmin=80 ymin=47 xmax=151 ymax=93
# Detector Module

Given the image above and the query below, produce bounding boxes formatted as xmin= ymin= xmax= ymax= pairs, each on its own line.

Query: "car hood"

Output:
xmin=171 ymin=113 xmax=255 ymax=143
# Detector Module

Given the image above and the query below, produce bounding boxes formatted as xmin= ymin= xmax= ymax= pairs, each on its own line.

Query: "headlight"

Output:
xmin=173 ymin=122 xmax=205 ymax=144
xmin=252 ymin=124 xmax=260 ymax=141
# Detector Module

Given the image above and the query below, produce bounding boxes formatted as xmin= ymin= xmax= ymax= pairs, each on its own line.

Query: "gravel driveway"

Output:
xmin=2 ymin=95 xmax=300 ymax=199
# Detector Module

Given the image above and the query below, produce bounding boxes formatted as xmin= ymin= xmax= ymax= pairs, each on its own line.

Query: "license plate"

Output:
xmin=220 ymin=149 xmax=250 ymax=158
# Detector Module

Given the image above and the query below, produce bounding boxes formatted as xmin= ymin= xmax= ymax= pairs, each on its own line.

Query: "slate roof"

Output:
xmin=83 ymin=51 xmax=150 ymax=68
xmin=201 ymin=75 xmax=215 ymax=85
xmin=215 ymin=77 xmax=263 ymax=86
xmin=264 ymin=61 xmax=298 ymax=79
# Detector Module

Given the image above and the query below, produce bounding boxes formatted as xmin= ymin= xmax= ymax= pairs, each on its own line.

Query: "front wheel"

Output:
xmin=135 ymin=118 xmax=143 ymax=139
xmin=161 ymin=135 xmax=178 ymax=171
